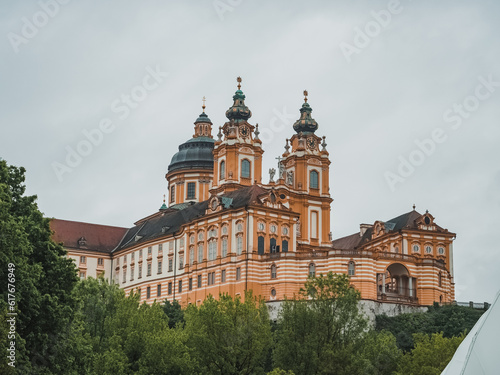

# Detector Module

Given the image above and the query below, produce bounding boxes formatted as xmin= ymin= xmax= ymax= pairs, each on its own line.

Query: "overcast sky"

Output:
xmin=1 ymin=0 xmax=499 ymax=303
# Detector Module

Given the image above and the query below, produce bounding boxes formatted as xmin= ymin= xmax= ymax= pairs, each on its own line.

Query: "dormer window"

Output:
xmin=78 ymin=237 xmax=86 ymax=247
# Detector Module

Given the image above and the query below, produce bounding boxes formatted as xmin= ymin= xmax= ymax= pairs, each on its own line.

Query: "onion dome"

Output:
xmin=168 ymin=102 xmax=215 ymax=173
xmin=225 ymin=77 xmax=252 ymax=122
xmin=293 ymin=90 xmax=318 ymax=134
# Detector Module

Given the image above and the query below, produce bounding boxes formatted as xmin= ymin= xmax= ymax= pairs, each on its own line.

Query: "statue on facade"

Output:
xmin=269 ymin=168 xmax=276 ymax=183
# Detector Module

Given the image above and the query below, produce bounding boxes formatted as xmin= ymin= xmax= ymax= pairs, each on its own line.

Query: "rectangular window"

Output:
xmin=80 ymin=256 xmax=86 ymax=264
xmin=189 ymin=278 xmax=193 ymax=291
xmin=79 ymin=271 xmax=85 ymax=280
xmin=208 ymin=273 xmax=212 ymax=286
xmin=147 ymin=263 xmax=151 ymax=276
xmin=146 ymin=286 xmax=151 ymax=299
xmin=237 ymin=236 xmax=243 ymax=255
xmin=97 ymin=258 xmax=103 ymax=266
xmin=241 ymin=159 xmax=250 ymax=178
xmin=311 ymin=211 xmax=318 ymax=239
xmin=170 ymin=185 xmax=175 ymax=203
xmin=189 ymin=247 xmax=194 ymax=265
xmin=130 ymin=266 xmax=134 ymax=281
xmin=139 ymin=249 xmax=143 ymax=257
xmin=157 ymin=260 xmax=162 ymax=274
xmin=148 ymin=246 xmax=152 ymax=255
xmin=180 ymin=238 xmax=185 ymax=248
xmin=131 ymin=252 xmax=135 ymax=261
xmin=221 ymin=269 xmax=226 ymax=283
xmin=197 ymin=274 xmax=202 ymax=288
xmin=187 ymin=182 xmax=196 ymax=199
xmin=208 ymin=241 xmax=217 ymax=261
xmin=169 ymin=241 xmax=174 ymax=251
xmin=179 ymin=256 xmax=184 ymax=269
xmin=158 ymin=243 xmax=163 ymax=252
xmin=179 ymin=280 xmax=182 ymax=293
xmin=211 ymin=272 xmax=215 ymax=285
xmin=168 ymin=282 xmax=172 ymax=295
xmin=122 ymin=269 xmax=126 ymax=283
xmin=198 ymin=244 xmax=203 ymax=263
xmin=168 ymin=258 xmax=173 ymax=272
xmin=258 ymin=236 xmax=265 ymax=255
xmin=157 ymin=284 xmax=162 ymax=297
xmin=222 ymin=238 xmax=228 ymax=257
xmin=138 ymin=264 xmax=142 ymax=279
xmin=236 ymin=267 xmax=241 ymax=280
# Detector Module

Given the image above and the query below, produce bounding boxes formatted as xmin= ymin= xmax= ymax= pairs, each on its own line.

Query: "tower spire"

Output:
xmin=293 ymin=90 xmax=318 ymax=134
xmin=225 ymin=76 xmax=252 ymax=122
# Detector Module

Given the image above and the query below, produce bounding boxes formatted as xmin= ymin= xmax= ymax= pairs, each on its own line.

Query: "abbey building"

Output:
xmin=51 ymin=78 xmax=455 ymax=307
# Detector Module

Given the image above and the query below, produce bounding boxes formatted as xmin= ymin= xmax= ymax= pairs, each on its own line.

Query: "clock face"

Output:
xmin=239 ymin=126 xmax=249 ymax=138
xmin=307 ymin=137 xmax=317 ymax=150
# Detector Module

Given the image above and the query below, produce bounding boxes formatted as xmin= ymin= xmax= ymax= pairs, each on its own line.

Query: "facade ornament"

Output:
xmin=286 ymin=171 xmax=294 ymax=186
xmin=217 ymin=126 xmax=223 ymax=141
xmin=321 ymin=136 xmax=327 ymax=151
xmin=269 ymin=168 xmax=276 ymax=182
xmin=254 ymin=123 xmax=260 ymax=139
xmin=284 ymin=138 xmax=290 ymax=153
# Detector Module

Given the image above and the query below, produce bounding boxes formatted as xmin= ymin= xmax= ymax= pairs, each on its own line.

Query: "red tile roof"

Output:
xmin=50 ymin=219 xmax=128 ymax=254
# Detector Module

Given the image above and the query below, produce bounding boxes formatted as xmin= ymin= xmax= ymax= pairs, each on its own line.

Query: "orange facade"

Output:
xmin=58 ymin=79 xmax=455 ymax=307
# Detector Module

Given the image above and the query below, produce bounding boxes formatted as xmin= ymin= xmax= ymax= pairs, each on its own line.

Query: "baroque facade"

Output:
xmin=51 ymin=78 xmax=456 ymax=307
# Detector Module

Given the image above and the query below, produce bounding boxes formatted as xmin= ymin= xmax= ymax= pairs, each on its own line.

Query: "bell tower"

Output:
xmin=279 ymin=91 xmax=332 ymax=247
xmin=211 ymin=77 xmax=264 ymax=194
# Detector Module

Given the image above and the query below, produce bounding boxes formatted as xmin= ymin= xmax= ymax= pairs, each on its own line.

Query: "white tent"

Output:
xmin=442 ymin=290 xmax=500 ymax=374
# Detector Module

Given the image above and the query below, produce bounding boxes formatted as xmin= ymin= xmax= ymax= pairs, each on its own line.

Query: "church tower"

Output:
xmin=165 ymin=100 xmax=214 ymax=206
xmin=279 ymin=91 xmax=332 ymax=248
xmin=211 ymin=77 xmax=264 ymax=194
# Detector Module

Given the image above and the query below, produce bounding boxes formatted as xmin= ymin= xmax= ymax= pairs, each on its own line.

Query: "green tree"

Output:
xmin=376 ymin=304 xmax=483 ymax=352
xmin=0 ymin=160 xmax=79 ymax=374
xmin=273 ymin=272 xmax=369 ymax=375
xmin=395 ymin=332 xmax=464 ymax=375
xmin=357 ymin=330 xmax=402 ymax=375
xmin=185 ymin=292 xmax=272 ymax=375
xmin=163 ymin=299 xmax=185 ymax=328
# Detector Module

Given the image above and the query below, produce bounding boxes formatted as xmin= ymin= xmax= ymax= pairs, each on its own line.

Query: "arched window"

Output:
xmin=258 ymin=236 xmax=265 ymax=255
xmin=282 ymin=240 xmax=289 ymax=252
xmin=220 ymin=161 xmax=225 ymax=180
xmin=271 ymin=264 xmax=277 ymax=279
xmin=310 ymin=170 xmax=319 ymax=189
xmin=208 ymin=240 xmax=217 ymax=261
xmin=309 ymin=263 xmax=316 ymax=277
xmin=348 ymin=261 xmax=355 ymax=276
xmin=241 ymin=159 xmax=251 ymax=178
xmin=170 ymin=185 xmax=175 ymax=203
xmin=222 ymin=238 xmax=228 ymax=257
xmin=236 ymin=236 xmax=243 ymax=255
xmin=197 ymin=244 xmax=203 ymax=263
xmin=189 ymin=246 xmax=194 ymax=265
xmin=438 ymin=272 xmax=442 ymax=287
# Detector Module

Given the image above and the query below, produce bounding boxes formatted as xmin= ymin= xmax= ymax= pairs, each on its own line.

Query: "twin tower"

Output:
xmin=165 ymin=77 xmax=332 ymax=248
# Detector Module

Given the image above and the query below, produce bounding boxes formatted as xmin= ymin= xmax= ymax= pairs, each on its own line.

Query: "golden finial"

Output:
xmin=163 ymin=194 xmax=166 ymax=203
xmin=304 ymin=90 xmax=308 ymax=103
xmin=202 ymin=96 xmax=206 ymax=112
xmin=237 ymin=76 xmax=242 ymax=90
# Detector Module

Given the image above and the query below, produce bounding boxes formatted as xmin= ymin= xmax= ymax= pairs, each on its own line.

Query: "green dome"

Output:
xmin=293 ymin=101 xmax=318 ymax=134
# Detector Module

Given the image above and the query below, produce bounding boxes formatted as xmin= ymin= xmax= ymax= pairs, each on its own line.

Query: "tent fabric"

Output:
xmin=442 ymin=290 xmax=500 ymax=374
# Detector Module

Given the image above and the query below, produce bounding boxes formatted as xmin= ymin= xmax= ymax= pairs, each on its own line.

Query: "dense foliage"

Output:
xmin=0 ymin=160 xmax=482 ymax=374
xmin=376 ymin=303 xmax=483 ymax=352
